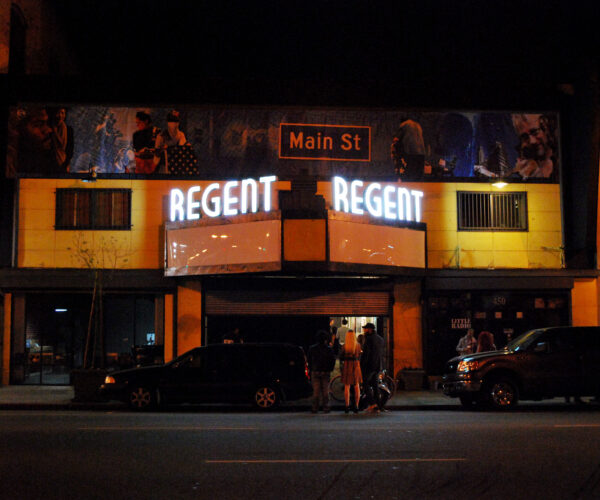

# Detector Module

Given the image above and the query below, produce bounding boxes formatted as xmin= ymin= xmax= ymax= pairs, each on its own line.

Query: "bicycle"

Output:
xmin=329 ymin=371 xmax=396 ymax=403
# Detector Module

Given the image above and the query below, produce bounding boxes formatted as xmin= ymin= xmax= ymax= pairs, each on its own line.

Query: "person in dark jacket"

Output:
xmin=360 ymin=322 xmax=385 ymax=413
xmin=307 ymin=330 xmax=336 ymax=413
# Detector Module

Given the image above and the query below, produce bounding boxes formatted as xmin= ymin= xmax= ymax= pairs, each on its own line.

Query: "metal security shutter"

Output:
xmin=205 ymin=290 xmax=390 ymax=316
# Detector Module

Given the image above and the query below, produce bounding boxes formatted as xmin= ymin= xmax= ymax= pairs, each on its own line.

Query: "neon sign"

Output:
xmin=332 ymin=176 xmax=424 ymax=222
xmin=170 ymin=176 xmax=277 ymax=222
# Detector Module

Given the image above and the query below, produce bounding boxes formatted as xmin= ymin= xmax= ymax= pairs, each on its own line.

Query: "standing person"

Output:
xmin=357 ymin=334 xmax=365 ymax=348
xmin=336 ymin=318 xmax=349 ymax=350
xmin=154 ymin=110 xmax=187 ymax=173
xmin=477 ymin=331 xmax=497 ymax=352
xmin=329 ymin=319 xmax=338 ymax=346
xmin=307 ymin=330 xmax=336 ymax=413
xmin=340 ymin=329 xmax=362 ymax=414
xmin=132 ymin=111 xmax=159 ymax=174
xmin=390 ymin=117 xmax=426 ymax=177
xmin=456 ymin=328 xmax=477 ymax=356
xmin=360 ymin=322 xmax=385 ymax=414
xmin=51 ymin=107 xmax=74 ymax=172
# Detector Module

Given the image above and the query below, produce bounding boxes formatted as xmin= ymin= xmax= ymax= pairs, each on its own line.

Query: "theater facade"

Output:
xmin=1 ymin=104 xmax=598 ymax=386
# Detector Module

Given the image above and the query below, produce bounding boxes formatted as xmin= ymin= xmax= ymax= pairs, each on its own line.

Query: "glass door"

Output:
xmin=23 ymin=295 xmax=86 ymax=385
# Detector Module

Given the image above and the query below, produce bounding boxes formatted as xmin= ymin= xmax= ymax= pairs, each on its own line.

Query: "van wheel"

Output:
xmin=254 ymin=386 xmax=279 ymax=409
xmin=485 ymin=377 xmax=519 ymax=410
xmin=129 ymin=386 xmax=156 ymax=410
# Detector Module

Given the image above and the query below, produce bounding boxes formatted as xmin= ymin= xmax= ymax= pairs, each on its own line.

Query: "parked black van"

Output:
xmin=442 ymin=327 xmax=600 ymax=409
xmin=100 ymin=343 xmax=312 ymax=410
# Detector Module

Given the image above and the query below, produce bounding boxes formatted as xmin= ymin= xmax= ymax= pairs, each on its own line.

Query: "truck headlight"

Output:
xmin=457 ymin=360 xmax=479 ymax=373
xmin=104 ymin=376 xmax=116 ymax=384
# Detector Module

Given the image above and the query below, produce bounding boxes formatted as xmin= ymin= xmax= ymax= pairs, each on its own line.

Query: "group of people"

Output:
xmin=456 ymin=328 xmax=497 ymax=356
xmin=132 ymin=110 xmax=187 ymax=174
xmin=308 ymin=322 xmax=385 ymax=415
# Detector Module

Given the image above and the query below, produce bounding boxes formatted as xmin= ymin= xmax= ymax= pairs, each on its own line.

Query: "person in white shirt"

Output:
xmin=456 ymin=328 xmax=477 ymax=356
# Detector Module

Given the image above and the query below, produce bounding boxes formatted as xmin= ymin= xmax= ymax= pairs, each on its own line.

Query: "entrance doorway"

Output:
xmin=205 ymin=315 xmax=391 ymax=371
xmin=206 ymin=315 xmax=328 ymax=352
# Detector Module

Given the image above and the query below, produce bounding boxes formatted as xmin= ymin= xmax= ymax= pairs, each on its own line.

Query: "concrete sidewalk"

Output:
xmin=0 ymin=384 xmax=460 ymax=411
xmin=0 ymin=384 xmax=594 ymax=411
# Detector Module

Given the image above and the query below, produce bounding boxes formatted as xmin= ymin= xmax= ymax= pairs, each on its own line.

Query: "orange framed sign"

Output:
xmin=279 ymin=123 xmax=371 ymax=162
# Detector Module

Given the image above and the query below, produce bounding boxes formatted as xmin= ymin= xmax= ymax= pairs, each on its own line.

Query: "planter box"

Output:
xmin=400 ymin=370 xmax=426 ymax=391
xmin=71 ymin=369 xmax=109 ymax=402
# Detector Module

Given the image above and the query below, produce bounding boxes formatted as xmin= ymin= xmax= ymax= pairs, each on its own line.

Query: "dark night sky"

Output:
xmin=49 ymin=1 xmax=598 ymax=266
xmin=56 ymin=0 xmax=599 ymax=90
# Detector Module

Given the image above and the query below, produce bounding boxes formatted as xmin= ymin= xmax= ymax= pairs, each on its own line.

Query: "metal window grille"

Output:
xmin=457 ymin=192 xmax=528 ymax=231
xmin=55 ymin=189 xmax=132 ymax=230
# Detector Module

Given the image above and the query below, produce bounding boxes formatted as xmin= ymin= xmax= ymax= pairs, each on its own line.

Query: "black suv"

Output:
xmin=442 ymin=327 xmax=600 ymax=409
xmin=100 ymin=343 xmax=312 ymax=410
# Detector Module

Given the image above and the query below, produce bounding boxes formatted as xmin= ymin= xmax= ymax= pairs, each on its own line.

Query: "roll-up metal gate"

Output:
xmin=205 ymin=290 xmax=390 ymax=316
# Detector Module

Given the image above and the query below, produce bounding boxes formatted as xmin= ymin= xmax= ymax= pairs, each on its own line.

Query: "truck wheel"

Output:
xmin=485 ymin=377 xmax=519 ymax=410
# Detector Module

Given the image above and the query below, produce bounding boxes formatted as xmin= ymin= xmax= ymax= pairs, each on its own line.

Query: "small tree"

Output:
xmin=68 ymin=232 xmax=131 ymax=369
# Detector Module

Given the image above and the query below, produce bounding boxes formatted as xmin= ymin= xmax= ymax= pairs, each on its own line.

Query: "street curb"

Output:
xmin=0 ymin=402 xmax=460 ymax=412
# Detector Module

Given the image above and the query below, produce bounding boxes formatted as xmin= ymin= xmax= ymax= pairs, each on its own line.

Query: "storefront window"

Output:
xmin=11 ymin=293 xmax=159 ymax=385
xmin=425 ymin=291 xmax=569 ymax=375
xmin=104 ymin=295 xmax=161 ymax=370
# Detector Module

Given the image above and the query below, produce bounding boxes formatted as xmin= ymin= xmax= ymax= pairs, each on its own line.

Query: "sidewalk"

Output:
xmin=0 ymin=384 xmax=459 ymax=411
xmin=0 ymin=385 xmax=592 ymax=411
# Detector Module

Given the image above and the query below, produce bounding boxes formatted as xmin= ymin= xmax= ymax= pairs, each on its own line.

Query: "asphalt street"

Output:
xmin=2 ymin=408 xmax=600 ymax=500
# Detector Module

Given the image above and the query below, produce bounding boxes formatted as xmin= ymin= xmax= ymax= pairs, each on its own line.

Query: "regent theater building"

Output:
xmin=1 ymin=104 xmax=598 ymax=387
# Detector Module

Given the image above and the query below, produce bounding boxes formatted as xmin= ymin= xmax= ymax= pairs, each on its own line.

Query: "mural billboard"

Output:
xmin=7 ymin=105 xmax=559 ymax=182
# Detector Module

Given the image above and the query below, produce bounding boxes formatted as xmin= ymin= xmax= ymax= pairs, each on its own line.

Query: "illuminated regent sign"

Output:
xmin=170 ymin=176 xmax=277 ymax=222
xmin=332 ymin=176 xmax=424 ymax=222
xmin=279 ymin=123 xmax=371 ymax=161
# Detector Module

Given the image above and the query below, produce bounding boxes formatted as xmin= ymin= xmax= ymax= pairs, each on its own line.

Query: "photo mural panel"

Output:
xmin=7 ymin=105 xmax=559 ymax=182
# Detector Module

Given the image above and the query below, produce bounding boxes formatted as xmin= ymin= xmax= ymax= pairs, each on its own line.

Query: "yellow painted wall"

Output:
xmin=318 ymin=181 xmax=563 ymax=270
xmin=18 ymin=178 xmax=290 ymax=269
xmin=392 ymin=282 xmax=422 ymax=375
xmin=21 ymin=178 xmax=561 ymax=271
xmin=176 ymin=284 xmax=202 ymax=355
xmin=571 ymin=278 xmax=600 ymax=326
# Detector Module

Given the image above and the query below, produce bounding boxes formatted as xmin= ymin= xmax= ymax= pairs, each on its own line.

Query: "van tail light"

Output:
xmin=304 ymin=358 xmax=310 ymax=379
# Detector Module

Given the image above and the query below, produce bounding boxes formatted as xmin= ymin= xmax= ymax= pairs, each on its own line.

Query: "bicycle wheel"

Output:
xmin=329 ymin=375 xmax=345 ymax=402
xmin=384 ymin=375 xmax=396 ymax=396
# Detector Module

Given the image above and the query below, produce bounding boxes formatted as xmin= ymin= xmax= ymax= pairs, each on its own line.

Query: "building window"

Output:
xmin=457 ymin=192 xmax=528 ymax=231
xmin=55 ymin=189 xmax=132 ymax=230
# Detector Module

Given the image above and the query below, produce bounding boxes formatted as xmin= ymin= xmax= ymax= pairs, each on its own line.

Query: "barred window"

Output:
xmin=457 ymin=192 xmax=528 ymax=231
xmin=55 ymin=189 xmax=132 ymax=230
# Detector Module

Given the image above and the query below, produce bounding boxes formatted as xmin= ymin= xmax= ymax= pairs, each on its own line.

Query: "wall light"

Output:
xmin=54 ymin=308 xmax=68 ymax=313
